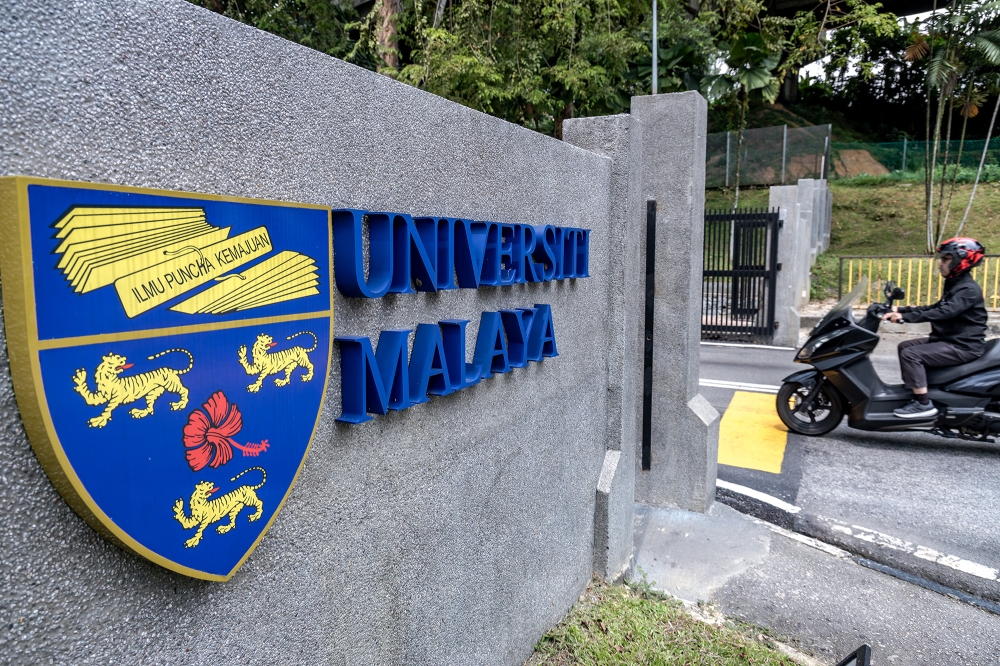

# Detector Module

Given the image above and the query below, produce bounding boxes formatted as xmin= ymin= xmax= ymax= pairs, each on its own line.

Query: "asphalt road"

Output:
xmin=700 ymin=339 xmax=1000 ymax=607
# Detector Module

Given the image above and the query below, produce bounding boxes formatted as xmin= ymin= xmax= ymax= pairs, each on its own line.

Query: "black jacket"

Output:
xmin=898 ymin=271 xmax=987 ymax=353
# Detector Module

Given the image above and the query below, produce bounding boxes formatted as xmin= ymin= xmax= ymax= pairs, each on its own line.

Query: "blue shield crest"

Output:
xmin=0 ymin=177 xmax=332 ymax=580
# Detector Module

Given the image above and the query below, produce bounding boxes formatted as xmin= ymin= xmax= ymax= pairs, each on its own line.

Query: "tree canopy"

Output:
xmin=187 ymin=0 xmax=903 ymax=140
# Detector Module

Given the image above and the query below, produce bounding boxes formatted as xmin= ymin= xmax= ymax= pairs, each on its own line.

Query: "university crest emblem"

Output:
xmin=0 ymin=177 xmax=332 ymax=580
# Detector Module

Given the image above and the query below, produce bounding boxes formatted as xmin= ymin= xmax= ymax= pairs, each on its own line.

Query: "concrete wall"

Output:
xmin=769 ymin=178 xmax=833 ymax=342
xmin=564 ymin=95 xmax=720 ymax=565
xmin=785 ymin=178 xmax=832 ymax=306
xmin=799 ymin=179 xmax=818 ymax=267
xmin=0 ymin=2 xmax=643 ymax=664
xmin=769 ymin=185 xmax=803 ymax=347
xmin=562 ymin=115 xmax=643 ymax=581
xmin=630 ymin=94 xmax=720 ymax=512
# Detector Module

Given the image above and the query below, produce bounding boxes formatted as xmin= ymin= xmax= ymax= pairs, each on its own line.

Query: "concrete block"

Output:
xmin=815 ymin=179 xmax=829 ymax=254
xmin=824 ymin=184 xmax=833 ymax=252
xmin=563 ymin=114 xmax=642 ymax=580
xmin=769 ymin=185 xmax=803 ymax=347
xmin=629 ymin=92 xmax=720 ymax=512
xmin=797 ymin=179 xmax=818 ymax=266
xmin=0 ymin=1 xmax=627 ymax=663
xmin=796 ymin=196 xmax=813 ymax=308
xmin=593 ymin=450 xmax=634 ymax=580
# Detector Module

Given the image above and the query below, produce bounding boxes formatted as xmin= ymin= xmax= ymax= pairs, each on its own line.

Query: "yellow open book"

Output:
xmin=52 ymin=206 xmax=227 ymax=293
xmin=170 ymin=251 xmax=320 ymax=315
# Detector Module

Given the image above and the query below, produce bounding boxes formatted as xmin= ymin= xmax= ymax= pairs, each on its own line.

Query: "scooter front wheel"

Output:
xmin=776 ymin=381 xmax=844 ymax=436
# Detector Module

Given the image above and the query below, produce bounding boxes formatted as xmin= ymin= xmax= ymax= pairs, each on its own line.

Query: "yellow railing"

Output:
xmin=839 ymin=256 xmax=1000 ymax=311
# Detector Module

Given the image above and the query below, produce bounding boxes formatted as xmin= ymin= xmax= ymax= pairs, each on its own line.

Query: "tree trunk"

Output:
xmin=553 ymin=102 xmax=574 ymax=140
xmin=433 ymin=0 xmax=448 ymax=28
xmin=732 ymin=88 xmax=748 ymax=212
xmin=925 ymin=80 xmax=934 ymax=251
xmin=925 ymin=0 xmax=939 ymax=253
xmin=958 ymin=92 xmax=1000 ymax=235
xmin=936 ymin=95 xmax=955 ymax=228
xmin=927 ymin=86 xmax=947 ymax=251
xmin=939 ymin=84 xmax=973 ymax=243
xmin=377 ymin=0 xmax=402 ymax=69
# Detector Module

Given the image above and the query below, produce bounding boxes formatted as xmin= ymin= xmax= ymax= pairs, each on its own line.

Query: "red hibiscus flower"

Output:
xmin=182 ymin=391 xmax=269 ymax=472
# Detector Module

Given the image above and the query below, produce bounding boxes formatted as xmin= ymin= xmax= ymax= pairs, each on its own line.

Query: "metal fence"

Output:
xmin=830 ymin=138 xmax=1000 ymax=180
xmin=702 ymin=208 xmax=780 ymax=342
xmin=838 ymin=255 xmax=1000 ymax=311
xmin=707 ymin=128 xmax=1000 ymax=186
xmin=706 ymin=125 xmax=831 ymax=188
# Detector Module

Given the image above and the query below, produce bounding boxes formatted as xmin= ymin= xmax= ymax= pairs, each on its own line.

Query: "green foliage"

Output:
xmin=186 ymin=0 xmax=368 ymax=64
xmin=836 ymin=164 xmax=1000 ymax=186
xmin=640 ymin=40 xmax=714 ymax=96
xmin=391 ymin=0 xmax=649 ymax=133
xmin=703 ymin=32 xmax=781 ymax=104
xmin=376 ymin=0 xmax=718 ymax=136
xmin=187 ymin=0 xmax=906 ymax=141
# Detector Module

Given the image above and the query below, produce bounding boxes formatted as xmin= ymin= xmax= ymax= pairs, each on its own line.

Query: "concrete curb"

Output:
xmin=715 ymin=488 xmax=1000 ymax=608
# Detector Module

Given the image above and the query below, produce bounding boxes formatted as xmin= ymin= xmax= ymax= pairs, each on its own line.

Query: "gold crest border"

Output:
xmin=0 ymin=176 xmax=334 ymax=582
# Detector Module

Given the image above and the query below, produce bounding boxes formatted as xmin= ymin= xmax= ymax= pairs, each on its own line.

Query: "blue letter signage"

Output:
xmin=332 ymin=209 xmax=590 ymax=296
xmin=336 ymin=305 xmax=558 ymax=423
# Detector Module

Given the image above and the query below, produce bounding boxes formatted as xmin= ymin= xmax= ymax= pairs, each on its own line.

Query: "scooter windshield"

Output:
xmin=813 ymin=276 xmax=868 ymax=331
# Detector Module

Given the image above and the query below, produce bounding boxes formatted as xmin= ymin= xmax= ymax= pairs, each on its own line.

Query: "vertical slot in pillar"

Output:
xmin=642 ymin=200 xmax=656 ymax=470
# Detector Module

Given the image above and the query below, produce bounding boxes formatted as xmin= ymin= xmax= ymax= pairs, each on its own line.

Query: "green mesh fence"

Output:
xmin=829 ymin=138 xmax=1000 ymax=181
xmin=706 ymin=127 xmax=1000 ymax=188
xmin=706 ymin=125 xmax=830 ymax=188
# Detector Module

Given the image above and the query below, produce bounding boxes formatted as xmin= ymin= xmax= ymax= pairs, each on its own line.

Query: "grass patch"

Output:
xmin=811 ymin=253 xmax=842 ymax=300
xmin=828 ymin=181 xmax=1000 ymax=256
xmin=527 ymin=580 xmax=799 ymax=665
xmin=704 ymin=187 xmax=772 ymax=211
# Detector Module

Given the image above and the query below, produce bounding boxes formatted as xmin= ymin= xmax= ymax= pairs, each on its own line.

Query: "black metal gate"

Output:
xmin=702 ymin=208 xmax=780 ymax=343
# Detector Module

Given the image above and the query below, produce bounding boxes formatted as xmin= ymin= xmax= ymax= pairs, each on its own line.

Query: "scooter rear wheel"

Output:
xmin=776 ymin=381 xmax=844 ymax=436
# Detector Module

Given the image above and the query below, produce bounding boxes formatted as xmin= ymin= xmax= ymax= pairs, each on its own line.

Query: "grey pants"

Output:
xmin=898 ymin=337 xmax=981 ymax=389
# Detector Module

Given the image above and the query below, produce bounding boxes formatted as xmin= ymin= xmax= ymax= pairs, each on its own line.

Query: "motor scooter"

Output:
xmin=777 ymin=276 xmax=1000 ymax=440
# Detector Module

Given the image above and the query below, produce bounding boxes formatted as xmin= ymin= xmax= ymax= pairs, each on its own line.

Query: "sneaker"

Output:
xmin=894 ymin=399 xmax=939 ymax=419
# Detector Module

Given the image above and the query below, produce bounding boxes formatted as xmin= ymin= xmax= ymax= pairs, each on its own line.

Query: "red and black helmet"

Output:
xmin=937 ymin=237 xmax=985 ymax=278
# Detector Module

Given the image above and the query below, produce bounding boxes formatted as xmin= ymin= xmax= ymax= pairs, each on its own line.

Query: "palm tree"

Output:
xmin=958 ymin=74 xmax=1000 ymax=235
xmin=702 ymin=32 xmax=780 ymax=211
xmin=910 ymin=2 xmax=1000 ymax=249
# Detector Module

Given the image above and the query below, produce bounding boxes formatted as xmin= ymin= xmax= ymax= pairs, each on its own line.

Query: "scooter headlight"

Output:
xmin=797 ymin=327 xmax=849 ymax=359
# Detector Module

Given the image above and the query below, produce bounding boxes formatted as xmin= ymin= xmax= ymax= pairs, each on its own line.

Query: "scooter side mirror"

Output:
xmin=891 ymin=287 xmax=905 ymax=300
xmin=883 ymin=280 xmax=898 ymax=303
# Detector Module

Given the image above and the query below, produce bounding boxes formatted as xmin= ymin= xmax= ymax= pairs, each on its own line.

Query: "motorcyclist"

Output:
xmin=881 ymin=238 xmax=988 ymax=418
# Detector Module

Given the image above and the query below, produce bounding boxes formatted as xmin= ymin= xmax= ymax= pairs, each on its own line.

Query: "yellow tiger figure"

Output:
xmin=172 ymin=467 xmax=266 ymax=548
xmin=237 ymin=331 xmax=316 ymax=393
xmin=72 ymin=349 xmax=193 ymax=428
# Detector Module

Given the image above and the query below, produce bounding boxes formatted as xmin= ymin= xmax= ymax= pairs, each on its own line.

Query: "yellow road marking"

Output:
xmin=718 ymin=390 xmax=787 ymax=474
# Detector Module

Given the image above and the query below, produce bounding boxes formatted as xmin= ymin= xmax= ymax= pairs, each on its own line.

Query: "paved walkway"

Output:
xmin=633 ymin=502 xmax=1000 ymax=665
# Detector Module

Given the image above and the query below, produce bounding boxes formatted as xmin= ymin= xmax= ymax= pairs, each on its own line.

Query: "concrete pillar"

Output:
xmin=563 ymin=114 xmax=642 ymax=580
xmin=797 ymin=207 xmax=813 ymax=309
xmin=824 ymin=182 xmax=833 ymax=252
xmin=630 ymin=92 xmax=720 ymax=512
xmin=797 ymin=178 xmax=817 ymax=266
xmin=814 ymin=179 xmax=828 ymax=254
xmin=769 ymin=185 xmax=802 ymax=347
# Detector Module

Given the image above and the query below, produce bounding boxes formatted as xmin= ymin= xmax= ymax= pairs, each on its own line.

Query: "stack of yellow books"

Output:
xmin=53 ymin=207 xmax=229 ymax=294
xmin=170 ymin=250 xmax=320 ymax=314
